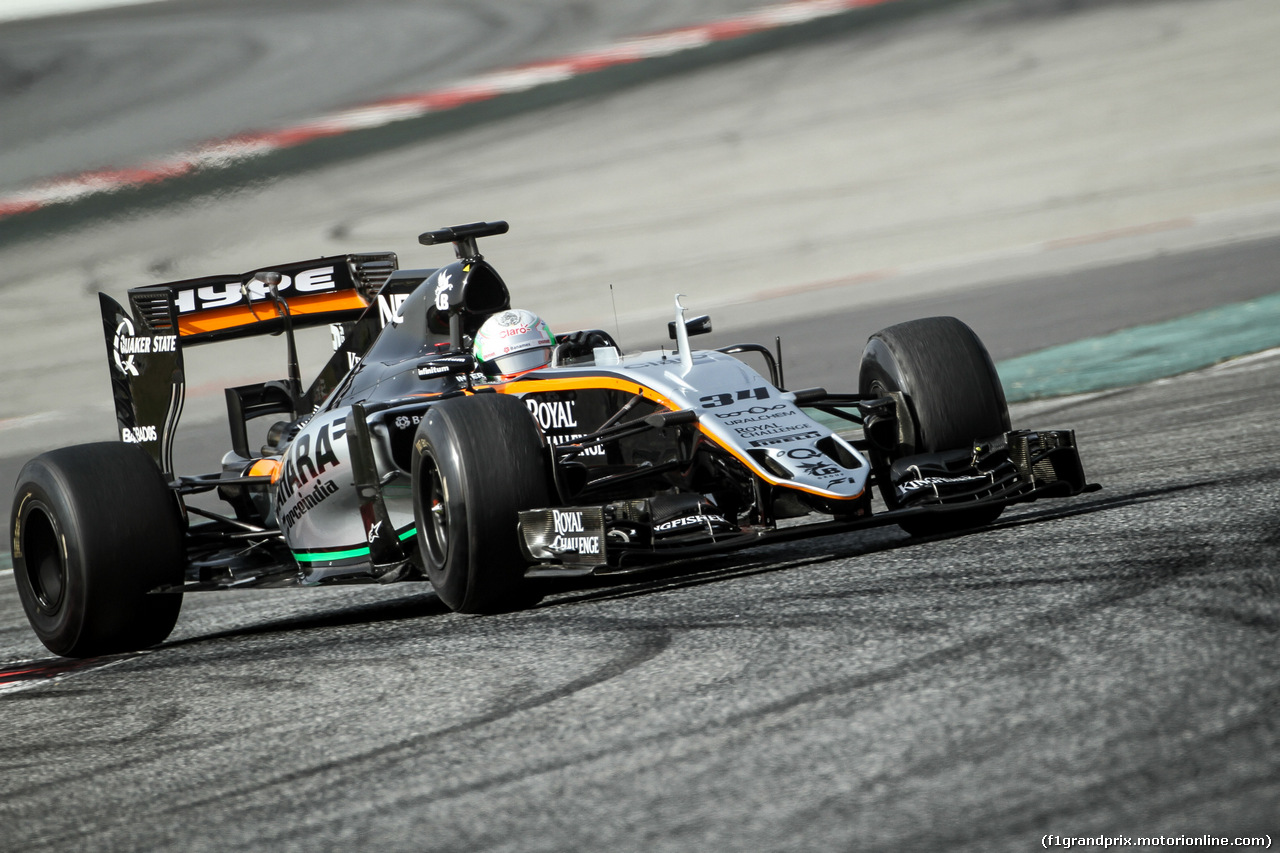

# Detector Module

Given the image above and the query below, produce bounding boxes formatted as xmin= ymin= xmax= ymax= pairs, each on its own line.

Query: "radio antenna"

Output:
xmin=609 ymin=283 xmax=620 ymax=340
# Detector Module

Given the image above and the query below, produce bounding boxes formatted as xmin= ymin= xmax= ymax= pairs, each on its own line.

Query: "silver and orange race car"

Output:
xmin=10 ymin=221 xmax=1095 ymax=657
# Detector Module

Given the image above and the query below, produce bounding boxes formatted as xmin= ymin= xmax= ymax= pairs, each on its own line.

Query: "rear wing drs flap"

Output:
xmin=99 ymin=253 xmax=398 ymax=475
xmin=125 ymin=253 xmax=399 ymax=345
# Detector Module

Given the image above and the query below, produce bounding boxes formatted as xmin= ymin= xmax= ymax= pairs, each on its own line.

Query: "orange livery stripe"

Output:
xmin=177 ymin=291 xmax=368 ymax=337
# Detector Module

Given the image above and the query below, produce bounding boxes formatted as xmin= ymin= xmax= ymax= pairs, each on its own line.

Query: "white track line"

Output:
xmin=0 ymin=0 xmax=172 ymax=24
xmin=0 ymin=0 xmax=905 ymax=218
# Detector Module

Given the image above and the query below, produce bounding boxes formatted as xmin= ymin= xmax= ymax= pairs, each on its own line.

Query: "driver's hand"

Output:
xmin=559 ymin=330 xmax=593 ymax=354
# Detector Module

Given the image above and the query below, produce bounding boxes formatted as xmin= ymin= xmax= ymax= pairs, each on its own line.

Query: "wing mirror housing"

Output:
xmin=668 ymin=314 xmax=712 ymax=340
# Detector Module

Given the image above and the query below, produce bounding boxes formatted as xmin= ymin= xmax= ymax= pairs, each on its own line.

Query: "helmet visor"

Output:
xmin=493 ymin=347 xmax=551 ymax=376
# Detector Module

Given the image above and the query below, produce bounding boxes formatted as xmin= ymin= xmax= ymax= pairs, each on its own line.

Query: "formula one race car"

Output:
xmin=10 ymin=221 xmax=1095 ymax=657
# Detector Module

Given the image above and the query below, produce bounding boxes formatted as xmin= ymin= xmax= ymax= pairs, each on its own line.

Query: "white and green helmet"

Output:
xmin=472 ymin=309 xmax=556 ymax=376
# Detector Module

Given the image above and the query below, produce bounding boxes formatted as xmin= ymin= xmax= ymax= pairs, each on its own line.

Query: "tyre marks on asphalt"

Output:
xmin=14 ymin=616 xmax=677 ymax=851
xmin=7 ymin=471 xmax=1278 ymax=849
xmin=0 ymin=653 xmax=139 ymax=695
xmin=192 ymin=496 xmax=1204 ymax=834
xmin=253 ymin=540 xmax=1235 ymax=844
xmin=876 ymin=682 xmax=1280 ymax=850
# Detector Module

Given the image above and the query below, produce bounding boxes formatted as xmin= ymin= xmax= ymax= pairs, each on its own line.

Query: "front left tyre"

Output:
xmin=411 ymin=393 xmax=552 ymax=614
xmin=11 ymin=442 xmax=185 ymax=658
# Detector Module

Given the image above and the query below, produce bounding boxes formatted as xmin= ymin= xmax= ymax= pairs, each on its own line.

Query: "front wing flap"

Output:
xmin=888 ymin=430 xmax=1088 ymax=508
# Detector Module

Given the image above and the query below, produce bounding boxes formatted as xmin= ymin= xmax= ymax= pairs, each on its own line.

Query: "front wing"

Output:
xmin=517 ymin=429 xmax=1096 ymax=577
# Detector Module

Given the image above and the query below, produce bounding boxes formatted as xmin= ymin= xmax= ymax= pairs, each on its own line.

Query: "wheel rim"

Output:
xmin=865 ymin=378 xmax=903 ymax=510
xmin=422 ymin=455 xmax=449 ymax=568
xmin=868 ymin=377 xmax=896 ymax=455
xmin=22 ymin=505 xmax=66 ymax=614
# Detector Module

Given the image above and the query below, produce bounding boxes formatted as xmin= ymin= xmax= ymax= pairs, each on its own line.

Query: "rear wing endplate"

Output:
xmin=100 ymin=253 xmax=397 ymax=474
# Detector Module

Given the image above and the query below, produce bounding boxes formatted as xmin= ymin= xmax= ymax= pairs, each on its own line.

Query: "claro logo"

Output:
xmin=174 ymin=266 xmax=338 ymax=314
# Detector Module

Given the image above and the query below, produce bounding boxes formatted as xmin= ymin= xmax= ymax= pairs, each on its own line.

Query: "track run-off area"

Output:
xmin=1 ymin=0 xmax=1278 ymax=849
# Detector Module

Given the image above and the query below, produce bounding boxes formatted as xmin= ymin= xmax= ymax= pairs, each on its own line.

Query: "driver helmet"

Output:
xmin=473 ymin=309 xmax=556 ymax=377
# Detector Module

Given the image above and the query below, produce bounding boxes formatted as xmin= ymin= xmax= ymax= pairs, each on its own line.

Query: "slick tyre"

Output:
xmin=859 ymin=316 xmax=1010 ymax=536
xmin=412 ymin=394 xmax=551 ymax=613
xmin=11 ymin=442 xmax=184 ymax=657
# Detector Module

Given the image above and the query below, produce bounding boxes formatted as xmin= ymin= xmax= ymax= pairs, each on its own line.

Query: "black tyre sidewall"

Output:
xmin=412 ymin=413 xmax=472 ymax=609
xmin=858 ymin=317 xmax=1009 ymax=531
xmin=411 ymin=394 xmax=550 ymax=613
xmin=12 ymin=482 xmax=88 ymax=650
xmin=859 ymin=317 xmax=1009 ymax=456
xmin=11 ymin=442 xmax=184 ymax=657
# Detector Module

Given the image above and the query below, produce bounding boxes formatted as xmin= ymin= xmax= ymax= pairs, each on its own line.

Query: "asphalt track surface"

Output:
xmin=2 ymin=360 xmax=1278 ymax=851
xmin=2 ymin=0 xmax=1279 ymax=849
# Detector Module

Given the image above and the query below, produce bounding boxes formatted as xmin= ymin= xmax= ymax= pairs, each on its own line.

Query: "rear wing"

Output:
xmin=100 ymin=253 xmax=398 ymax=474
xmin=126 ymin=253 xmax=398 ymax=345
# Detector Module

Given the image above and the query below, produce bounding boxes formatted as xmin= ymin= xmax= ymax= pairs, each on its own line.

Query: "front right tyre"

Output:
xmin=11 ymin=442 xmax=184 ymax=657
xmin=859 ymin=316 xmax=1011 ymax=536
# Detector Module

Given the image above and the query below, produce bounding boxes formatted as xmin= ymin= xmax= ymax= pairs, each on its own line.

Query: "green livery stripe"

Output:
xmin=293 ymin=546 xmax=369 ymax=563
xmin=292 ymin=527 xmax=417 ymax=563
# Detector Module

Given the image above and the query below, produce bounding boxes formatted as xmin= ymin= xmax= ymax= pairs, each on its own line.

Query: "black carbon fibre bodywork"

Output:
xmin=63 ymin=221 xmax=1098 ymax=598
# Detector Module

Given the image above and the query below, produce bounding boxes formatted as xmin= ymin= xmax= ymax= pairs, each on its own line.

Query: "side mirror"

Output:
xmin=668 ymin=314 xmax=712 ymax=340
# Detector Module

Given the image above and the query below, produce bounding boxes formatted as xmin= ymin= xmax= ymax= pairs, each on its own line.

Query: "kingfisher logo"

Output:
xmin=654 ymin=514 xmax=728 ymax=533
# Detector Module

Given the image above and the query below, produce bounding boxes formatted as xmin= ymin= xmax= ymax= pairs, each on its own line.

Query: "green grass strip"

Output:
xmin=998 ymin=291 xmax=1280 ymax=403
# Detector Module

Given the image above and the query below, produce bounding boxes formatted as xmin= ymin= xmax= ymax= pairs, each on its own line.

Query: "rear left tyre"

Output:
xmin=11 ymin=442 xmax=185 ymax=657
